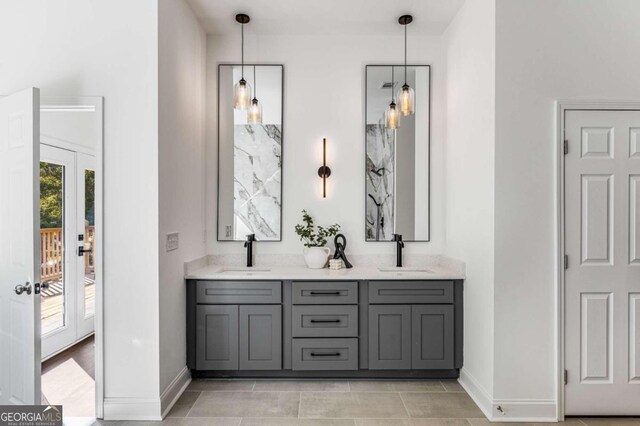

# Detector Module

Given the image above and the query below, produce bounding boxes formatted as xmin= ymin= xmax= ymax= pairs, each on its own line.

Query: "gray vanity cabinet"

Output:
xmin=291 ymin=281 xmax=360 ymax=371
xmin=369 ymin=305 xmax=412 ymax=369
xmin=187 ymin=278 xmax=463 ymax=377
xmin=190 ymin=280 xmax=283 ymax=371
xmin=412 ymin=305 xmax=454 ymax=369
xmin=368 ymin=281 xmax=459 ymax=371
xmin=196 ymin=305 xmax=239 ymax=370
xmin=239 ymin=305 xmax=282 ymax=370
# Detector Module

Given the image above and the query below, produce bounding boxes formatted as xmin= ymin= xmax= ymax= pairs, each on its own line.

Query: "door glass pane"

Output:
xmin=40 ymin=162 xmax=65 ymax=335
xmin=84 ymin=169 xmax=95 ymax=318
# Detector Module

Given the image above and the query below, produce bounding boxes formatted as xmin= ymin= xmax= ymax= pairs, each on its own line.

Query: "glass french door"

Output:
xmin=40 ymin=144 xmax=95 ymax=359
xmin=76 ymin=154 xmax=96 ymax=337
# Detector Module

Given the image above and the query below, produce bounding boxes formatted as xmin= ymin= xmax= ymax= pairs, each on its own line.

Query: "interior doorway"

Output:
xmin=560 ymin=103 xmax=640 ymax=416
xmin=38 ymin=96 xmax=103 ymax=419
xmin=39 ymin=143 xmax=97 ymax=417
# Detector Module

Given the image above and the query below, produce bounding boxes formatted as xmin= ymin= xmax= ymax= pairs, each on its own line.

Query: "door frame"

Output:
xmin=555 ymin=100 xmax=640 ymax=420
xmin=40 ymin=96 xmax=104 ymax=418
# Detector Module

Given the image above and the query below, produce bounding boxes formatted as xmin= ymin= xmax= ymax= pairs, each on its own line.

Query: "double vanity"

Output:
xmin=186 ymin=264 xmax=464 ymax=379
xmin=195 ymin=58 xmax=462 ymax=378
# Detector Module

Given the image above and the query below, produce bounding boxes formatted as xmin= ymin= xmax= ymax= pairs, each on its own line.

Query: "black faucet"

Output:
xmin=392 ymin=234 xmax=404 ymax=267
xmin=244 ymin=234 xmax=256 ymax=267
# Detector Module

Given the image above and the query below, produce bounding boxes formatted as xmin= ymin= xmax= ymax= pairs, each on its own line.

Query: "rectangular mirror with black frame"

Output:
xmin=365 ymin=65 xmax=430 ymax=242
xmin=217 ymin=64 xmax=283 ymax=241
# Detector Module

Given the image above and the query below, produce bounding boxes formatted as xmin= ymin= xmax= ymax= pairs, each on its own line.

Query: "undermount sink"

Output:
xmin=377 ymin=266 xmax=433 ymax=273
xmin=220 ymin=267 xmax=271 ymax=273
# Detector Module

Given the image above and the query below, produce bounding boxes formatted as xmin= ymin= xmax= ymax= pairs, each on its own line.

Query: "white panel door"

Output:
xmin=565 ymin=109 xmax=640 ymax=414
xmin=0 ymin=88 xmax=41 ymax=405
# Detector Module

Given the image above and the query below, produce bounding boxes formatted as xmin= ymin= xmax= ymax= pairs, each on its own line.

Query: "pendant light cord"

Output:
xmin=404 ymin=24 xmax=407 ymax=85
xmin=241 ymin=22 xmax=245 ymax=79
xmin=391 ymin=66 xmax=394 ymax=102
xmin=253 ymin=66 xmax=257 ymax=98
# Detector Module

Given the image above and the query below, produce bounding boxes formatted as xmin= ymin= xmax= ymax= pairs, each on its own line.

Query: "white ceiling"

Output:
xmin=186 ymin=0 xmax=465 ymax=36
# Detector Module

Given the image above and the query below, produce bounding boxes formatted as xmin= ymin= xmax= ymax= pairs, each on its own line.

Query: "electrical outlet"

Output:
xmin=166 ymin=232 xmax=179 ymax=251
xmin=225 ymin=225 xmax=232 ymax=238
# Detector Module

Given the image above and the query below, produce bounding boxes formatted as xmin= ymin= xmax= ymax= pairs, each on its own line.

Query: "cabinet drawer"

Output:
xmin=369 ymin=281 xmax=453 ymax=304
xmin=197 ymin=281 xmax=281 ymax=304
xmin=292 ymin=305 xmax=358 ymax=338
xmin=292 ymin=338 xmax=358 ymax=370
xmin=292 ymin=281 xmax=358 ymax=304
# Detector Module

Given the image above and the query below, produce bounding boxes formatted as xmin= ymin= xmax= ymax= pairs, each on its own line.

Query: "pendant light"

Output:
xmin=247 ymin=66 xmax=263 ymax=124
xmin=233 ymin=13 xmax=251 ymax=110
xmin=385 ymin=66 xmax=400 ymax=129
xmin=397 ymin=15 xmax=415 ymax=116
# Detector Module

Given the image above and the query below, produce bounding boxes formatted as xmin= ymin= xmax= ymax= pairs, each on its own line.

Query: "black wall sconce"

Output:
xmin=317 ymin=138 xmax=331 ymax=198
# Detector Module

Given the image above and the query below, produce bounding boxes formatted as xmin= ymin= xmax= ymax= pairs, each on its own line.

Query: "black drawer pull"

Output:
xmin=310 ymin=352 xmax=341 ymax=357
xmin=309 ymin=291 xmax=341 ymax=295
xmin=310 ymin=319 xmax=341 ymax=323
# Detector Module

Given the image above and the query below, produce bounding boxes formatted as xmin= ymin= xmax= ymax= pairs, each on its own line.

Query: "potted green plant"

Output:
xmin=294 ymin=210 xmax=341 ymax=268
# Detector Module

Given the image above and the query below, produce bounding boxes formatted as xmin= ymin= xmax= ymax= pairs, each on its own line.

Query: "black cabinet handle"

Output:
xmin=309 ymin=291 xmax=341 ymax=295
xmin=310 ymin=319 xmax=341 ymax=323
xmin=310 ymin=352 xmax=340 ymax=357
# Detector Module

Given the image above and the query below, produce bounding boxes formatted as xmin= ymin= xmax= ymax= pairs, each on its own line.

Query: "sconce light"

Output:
xmin=317 ymin=138 xmax=331 ymax=198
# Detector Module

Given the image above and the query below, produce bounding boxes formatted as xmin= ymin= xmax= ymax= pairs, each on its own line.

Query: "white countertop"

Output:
xmin=185 ymin=264 xmax=465 ymax=281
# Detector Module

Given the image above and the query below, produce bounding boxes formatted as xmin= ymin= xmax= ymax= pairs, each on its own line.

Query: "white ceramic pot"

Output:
xmin=303 ymin=246 xmax=331 ymax=269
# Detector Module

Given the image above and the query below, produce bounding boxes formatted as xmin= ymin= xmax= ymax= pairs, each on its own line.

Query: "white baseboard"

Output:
xmin=458 ymin=368 xmax=493 ymax=419
xmin=160 ymin=365 xmax=192 ymax=418
xmin=458 ymin=368 xmax=558 ymax=422
xmin=102 ymin=397 xmax=162 ymax=421
xmin=102 ymin=367 xmax=190 ymax=421
xmin=490 ymin=399 xmax=558 ymax=422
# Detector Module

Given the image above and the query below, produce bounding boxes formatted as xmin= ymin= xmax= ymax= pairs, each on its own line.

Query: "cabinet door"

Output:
xmin=412 ymin=305 xmax=454 ymax=369
xmin=239 ymin=305 xmax=282 ymax=370
xmin=196 ymin=305 xmax=239 ymax=370
xmin=369 ymin=305 xmax=411 ymax=369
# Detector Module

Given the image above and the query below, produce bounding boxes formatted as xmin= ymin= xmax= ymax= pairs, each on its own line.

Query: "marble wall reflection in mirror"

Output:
xmin=365 ymin=65 xmax=430 ymax=242
xmin=218 ymin=64 xmax=283 ymax=241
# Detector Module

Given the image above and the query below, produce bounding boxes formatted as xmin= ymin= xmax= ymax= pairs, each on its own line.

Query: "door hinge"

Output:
xmin=564 ymin=369 xmax=568 ymax=385
xmin=564 ymin=254 xmax=569 ymax=269
xmin=564 ymin=140 xmax=569 ymax=155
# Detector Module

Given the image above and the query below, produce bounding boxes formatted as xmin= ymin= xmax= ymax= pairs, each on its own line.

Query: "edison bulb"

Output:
xmin=247 ymin=98 xmax=263 ymax=124
xmin=385 ymin=102 xmax=400 ymax=129
xmin=233 ymin=78 xmax=252 ymax=110
xmin=397 ymin=84 xmax=415 ymax=116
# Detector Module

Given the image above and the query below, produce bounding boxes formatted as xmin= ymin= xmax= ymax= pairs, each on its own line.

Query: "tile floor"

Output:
xmin=91 ymin=379 xmax=640 ymax=426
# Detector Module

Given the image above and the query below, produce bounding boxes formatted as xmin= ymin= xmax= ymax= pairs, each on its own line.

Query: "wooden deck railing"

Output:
xmin=40 ymin=227 xmax=95 ymax=281
xmin=85 ymin=225 xmax=95 ymax=274
xmin=41 ymin=228 xmax=63 ymax=281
